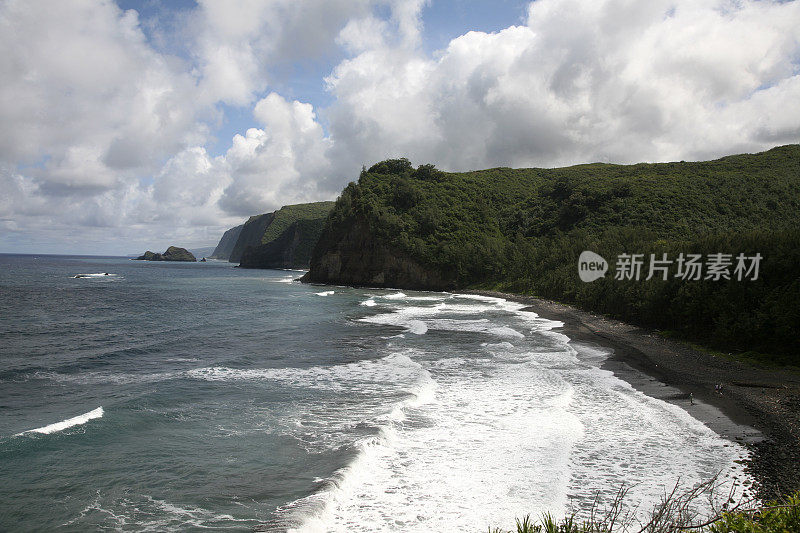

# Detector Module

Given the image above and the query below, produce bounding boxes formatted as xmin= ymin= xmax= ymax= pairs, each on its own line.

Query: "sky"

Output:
xmin=1 ymin=0 xmax=799 ymax=255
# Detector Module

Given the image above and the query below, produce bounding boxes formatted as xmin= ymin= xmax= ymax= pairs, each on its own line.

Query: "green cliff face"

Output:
xmin=135 ymin=246 xmax=197 ymax=262
xmin=228 ymin=214 xmax=275 ymax=263
xmin=232 ymin=201 xmax=335 ymax=269
xmin=305 ymin=147 xmax=800 ymax=360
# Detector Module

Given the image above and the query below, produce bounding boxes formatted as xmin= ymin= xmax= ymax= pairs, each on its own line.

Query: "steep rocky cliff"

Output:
xmin=210 ymin=224 xmax=243 ymax=260
xmin=302 ymin=218 xmax=456 ymax=290
xmin=239 ymin=218 xmax=325 ymax=269
xmin=231 ymin=201 xmax=335 ymax=269
xmin=228 ymin=214 xmax=274 ymax=263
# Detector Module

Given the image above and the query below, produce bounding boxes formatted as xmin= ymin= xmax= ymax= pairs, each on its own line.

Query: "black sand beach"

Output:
xmin=471 ymin=291 xmax=800 ymax=501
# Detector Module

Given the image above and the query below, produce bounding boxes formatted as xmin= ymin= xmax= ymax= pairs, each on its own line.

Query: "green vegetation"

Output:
xmin=260 ymin=201 xmax=335 ymax=245
xmin=134 ymin=246 xmax=196 ymax=262
xmin=490 ymin=487 xmax=800 ymax=532
xmin=238 ymin=201 xmax=335 ymax=269
xmin=314 ymin=146 xmax=800 ymax=362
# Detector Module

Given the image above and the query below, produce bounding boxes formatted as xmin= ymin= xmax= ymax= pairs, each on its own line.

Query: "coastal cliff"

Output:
xmin=303 ymin=148 xmax=800 ymax=361
xmin=240 ymin=217 xmax=320 ymax=269
xmin=228 ymin=214 xmax=274 ymax=263
xmin=303 ymin=219 xmax=455 ymax=290
xmin=210 ymin=224 xmax=243 ymax=260
xmin=227 ymin=201 xmax=335 ymax=269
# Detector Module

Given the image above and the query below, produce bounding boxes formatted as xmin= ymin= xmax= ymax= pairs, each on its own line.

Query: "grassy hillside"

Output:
xmin=238 ymin=201 xmax=335 ymax=269
xmin=260 ymin=201 xmax=335 ymax=245
xmin=312 ymin=146 xmax=800 ymax=361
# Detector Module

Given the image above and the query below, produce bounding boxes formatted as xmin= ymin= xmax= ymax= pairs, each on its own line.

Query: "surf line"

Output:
xmin=14 ymin=407 xmax=104 ymax=436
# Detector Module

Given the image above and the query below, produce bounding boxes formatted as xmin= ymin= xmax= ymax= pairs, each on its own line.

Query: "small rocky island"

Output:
xmin=134 ymin=246 xmax=196 ymax=262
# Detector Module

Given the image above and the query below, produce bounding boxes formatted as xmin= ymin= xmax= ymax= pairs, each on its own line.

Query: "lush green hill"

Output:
xmin=305 ymin=146 xmax=800 ymax=360
xmin=238 ymin=201 xmax=335 ymax=269
xmin=260 ymin=202 xmax=336 ymax=245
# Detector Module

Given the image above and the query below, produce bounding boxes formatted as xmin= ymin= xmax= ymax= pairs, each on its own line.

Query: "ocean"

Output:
xmin=0 ymin=254 xmax=750 ymax=531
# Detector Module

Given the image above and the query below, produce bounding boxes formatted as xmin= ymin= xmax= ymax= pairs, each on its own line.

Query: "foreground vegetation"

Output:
xmin=492 ymin=483 xmax=800 ymax=532
xmin=314 ymin=146 xmax=800 ymax=363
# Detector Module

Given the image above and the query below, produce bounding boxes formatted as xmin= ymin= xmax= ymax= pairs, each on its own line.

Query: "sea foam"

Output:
xmin=16 ymin=407 xmax=104 ymax=436
xmin=292 ymin=290 xmax=753 ymax=532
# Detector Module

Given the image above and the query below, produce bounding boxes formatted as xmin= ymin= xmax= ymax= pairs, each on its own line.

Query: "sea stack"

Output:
xmin=134 ymin=246 xmax=197 ymax=262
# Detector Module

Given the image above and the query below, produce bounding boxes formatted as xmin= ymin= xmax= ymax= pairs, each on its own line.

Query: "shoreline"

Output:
xmin=468 ymin=290 xmax=800 ymax=500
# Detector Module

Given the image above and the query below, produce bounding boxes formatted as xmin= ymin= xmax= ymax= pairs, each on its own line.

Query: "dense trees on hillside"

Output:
xmin=317 ymin=147 xmax=800 ymax=362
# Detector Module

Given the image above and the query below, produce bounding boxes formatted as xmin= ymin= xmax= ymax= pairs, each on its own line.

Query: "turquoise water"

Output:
xmin=0 ymin=254 xmax=750 ymax=531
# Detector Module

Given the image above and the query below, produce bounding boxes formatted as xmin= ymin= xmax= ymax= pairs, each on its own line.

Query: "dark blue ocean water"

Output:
xmin=0 ymin=254 xmax=750 ymax=532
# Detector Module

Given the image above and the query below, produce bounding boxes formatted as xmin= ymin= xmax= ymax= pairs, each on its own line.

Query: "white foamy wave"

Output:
xmin=273 ymin=277 xmax=296 ymax=283
xmin=572 ymin=343 xmax=612 ymax=365
xmin=16 ymin=407 xmax=103 ymax=436
xmin=487 ymin=326 xmax=525 ymax=338
xmin=73 ymin=273 xmax=117 ymax=278
xmin=452 ymin=293 xmax=504 ymax=303
xmin=380 ymin=292 xmax=406 ymax=300
xmin=407 ymin=320 xmax=427 ymax=335
xmin=303 ymin=348 xmax=584 ymax=531
xmin=188 ymin=352 xmax=427 ymax=393
xmin=360 ymin=299 xmax=537 ymax=339
xmin=360 ymin=299 xmax=377 ymax=307
xmin=276 ymin=360 xmax=437 ymax=532
xmin=278 ymin=435 xmax=388 ymax=533
xmin=38 ymin=370 xmax=180 ymax=385
xmin=482 ymin=341 xmax=516 ymax=350
xmin=293 ymin=289 xmax=754 ymax=531
xmin=315 ymin=291 xmax=334 ymax=296
xmin=63 ymin=492 xmax=256 ymax=531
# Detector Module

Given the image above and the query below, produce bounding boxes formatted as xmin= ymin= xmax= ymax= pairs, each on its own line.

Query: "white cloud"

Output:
xmin=189 ymin=0 xmax=377 ymax=105
xmin=326 ymin=0 xmax=800 ymax=170
xmin=218 ymin=93 xmax=331 ymax=216
xmin=0 ymin=0 xmax=206 ymax=180
xmin=1 ymin=0 xmax=799 ymax=255
xmin=0 ymin=0 xmax=371 ymax=253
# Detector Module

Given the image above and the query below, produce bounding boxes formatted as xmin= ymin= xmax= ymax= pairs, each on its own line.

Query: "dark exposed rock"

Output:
xmin=240 ymin=218 xmax=323 ymax=269
xmin=210 ymin=224 xmax=243 ymax=260
xmin=134 ymin=246 xmax=196 ymax=262
xmin=231 ymin=202 xmax=335 ymax=269
xmin=136 ymin=250 xmax=159 ymax=261
xmin=229 ymin=214 xmax=275 ymax=263
xmin=301 ymin=218 xmax=455 ymax=290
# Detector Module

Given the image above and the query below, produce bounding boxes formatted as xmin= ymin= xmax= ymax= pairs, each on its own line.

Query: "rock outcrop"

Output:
xmin=231 ymin=201 xmax=335 ymax=269
xmin=209 ymin=224 xmax=243 ymax=260
xmin=134 ymin=246 xmax=196 ymax=262
xmin=301 ymin=218 xmax=455 ymax=290
xmin=239 ymin=216 xmax=322 ymax=269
